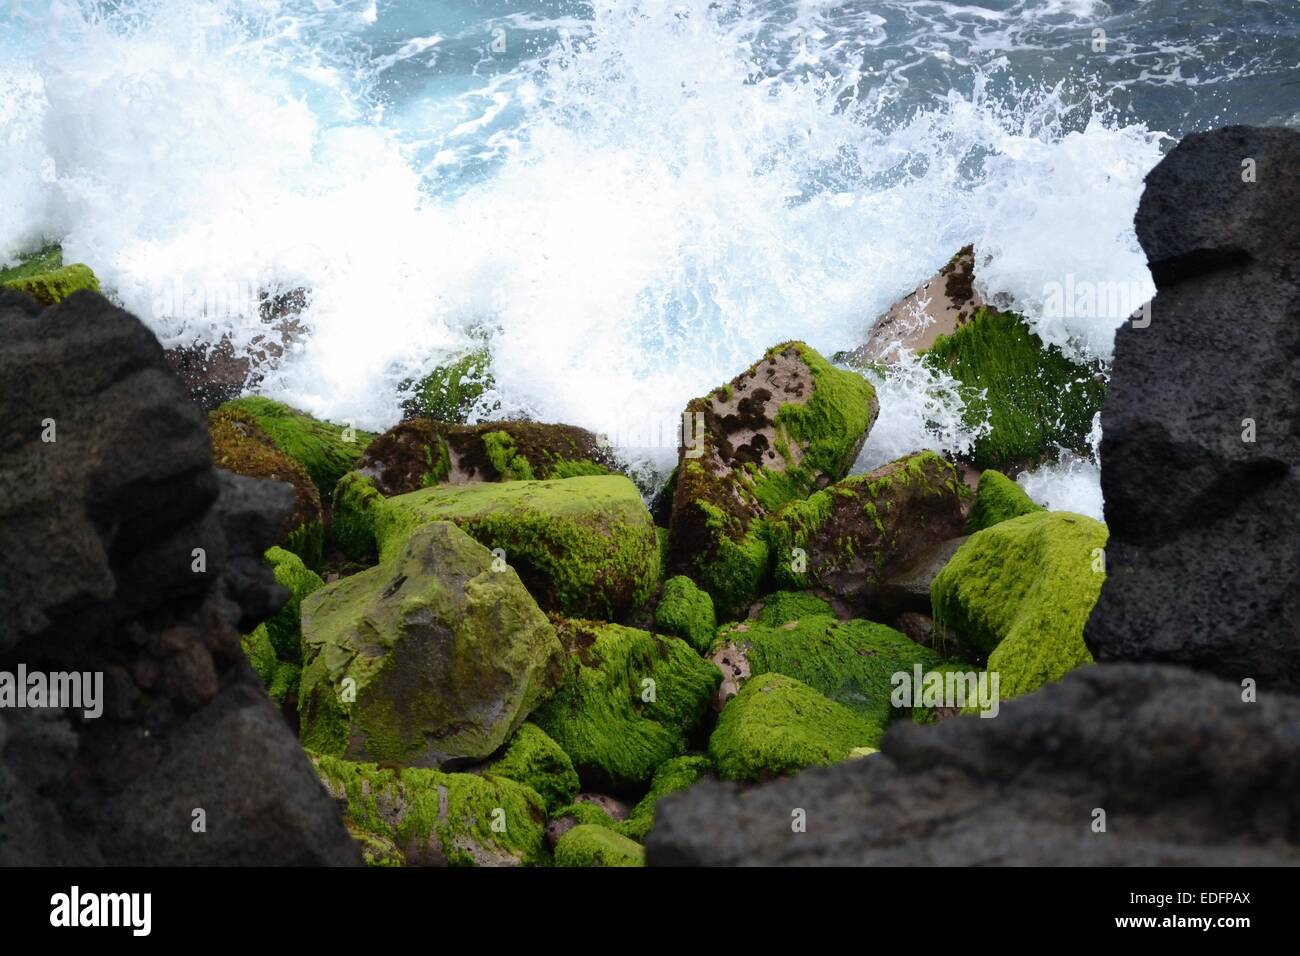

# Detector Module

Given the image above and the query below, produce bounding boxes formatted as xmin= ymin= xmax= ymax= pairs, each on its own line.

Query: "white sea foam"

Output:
xmin=1016 ymin=412 xmax=1105 ymax=520
xmin=0 ymin=0 xmax=1167 ymax=501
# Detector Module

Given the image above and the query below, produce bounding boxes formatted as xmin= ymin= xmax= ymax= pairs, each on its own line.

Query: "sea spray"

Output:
xmin=0 ymin=1 xmax=1175 ymax=496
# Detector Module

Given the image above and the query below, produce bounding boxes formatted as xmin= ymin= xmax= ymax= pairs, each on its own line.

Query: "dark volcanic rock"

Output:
xmin=1084 ymin=126 xmax=1300 ymax=691
xmin=647 ymin=664 xmax=1300 ymax=865
xmin=0 ymin=289 xmax=360 ymax=865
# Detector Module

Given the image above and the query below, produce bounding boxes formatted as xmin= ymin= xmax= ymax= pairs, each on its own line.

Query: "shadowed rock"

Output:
xmin=0 ymin=289 xmax=360 ymax=865
xmin=1084 ymin=125 xmax=1300 ymax=691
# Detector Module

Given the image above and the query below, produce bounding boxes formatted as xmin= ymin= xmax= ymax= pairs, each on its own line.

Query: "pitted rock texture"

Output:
xmin=0 ymin=289 xmax=360 ymax=865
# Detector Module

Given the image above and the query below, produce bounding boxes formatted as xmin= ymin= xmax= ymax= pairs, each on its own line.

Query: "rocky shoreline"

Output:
xmin=1 ymin=126 xmax=1296 ymax=867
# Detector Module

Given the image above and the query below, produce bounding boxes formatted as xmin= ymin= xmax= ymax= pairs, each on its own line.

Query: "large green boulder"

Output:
xmin=208 ymin=405 xmax=325 ymax=566
xmin=215 ymin=396 xmax=372 ymax=497
xmin=298 ymin=521 xmax=563 ymax=766
xmin=710 ymin=614 xmax=957 ymax=741
xmin=922 ymin=307 xmax=1105 ymax=471
xmin=370 ymin=475 xmax=660 ymax=620
xmin=554 ymin=824 xmax=645 ymax=867
xmin=666 ymin=341 xmax=878 ymax=617
xmin=965 ymin=468 xmax=1044 ymax=533
xmin=531 ymin=620 xmax=721 ymax=791
xmin=486 ymin=723 xmax=580 ymax=814
xmin=765 ymin=450 xmax=969 ymax=603
xmin=931 ymin=510 xmax=1108 ymax=698
xmin=311 ymin=753 xmax=548 ymax=866
xmin=708 ymin=673 xmax=879 ymax=781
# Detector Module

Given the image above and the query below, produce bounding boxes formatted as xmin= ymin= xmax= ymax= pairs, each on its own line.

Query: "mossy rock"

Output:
xmin=965 ymin=469 xmax=1044 ymax=533
xmin=241 ymin=625 xmax=299 ymax=708
xmin=352 ymin=418 xmax=616 ymax=499
xmin=753 ymin=590 xmax=834 ymax=626
xmin=240 ymin=547 xmax=324 ymax=715
xmin=531 ymin=620 xmax=721 ymax=791
xmin=931 ymin=510 xmax=1108 ymax=698
xmin=667 ymin=341 xmax=879 ymax=617
xmin=260 ymin=546 xmax=325 ymax=661
xmin=0 ymin=244 xmax=64 ymax=284
xmin=550 ymin=800 xmax=621 ymax=832
xmin=654 ymin=576 xmax=717 ymax=653
xmin=401 ymin=347 xmax=498 ymax=423
xmin=346 ymin=824 xmax=405 ymax=867
xmin=215 ymin=396 xmax=373 ymax=497
xmin=765 ymin=450 xmax=969 ymax=603
xmin=554 ymin=824 xmax=645 ymax=867
xmin=921 ymin=307 xmax=1105 ymax=471
xmin=208 ymin=406 xmax=325 ymax=567
xmin=298 ymin=521 xmax=564 ymax=766
xmin=330 ymin=471 xmax=384 ymax=563
xmin=372 ymin=475 xmax=660 ymax=620
xmin=311 ymin=753 xmax=548 ymax=866
xmin=619 ymin=754 xmax=713 ymax=842
xmin=0 ymin=244 xmax=100 ymax=306
xmin=487 ymin=723 xmax=580 ymax=814
xmin=711 ymin=614 xmax=958 ymax=739
xmin=708 ymin=673 xmax=879 ymax=781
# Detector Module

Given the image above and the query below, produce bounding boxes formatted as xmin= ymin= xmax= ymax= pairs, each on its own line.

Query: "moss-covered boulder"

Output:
xmin=965 ymin=469 xmax=1044 ymax=533
xmin=329 ymin=471 xmax=385 ymax=563
xmin=0 ymin=244 xmax=63 ymax=284
xmin=765 ymin=451 xmax=969 ymax=603
xmin=351 ymin=418 xmax=615 ymax=499
xmin=931 ymin=510 xmax=1107 ymax=698
xmin=531 ymin=620 xmax=721 ymax=791
xmin=215 ymin=396 xmax=372 ymax=497
xmin=209 ymin=405 xmax=325 ymax=566
xmin=654 ymin=576 xmax=717 ymax=653
xmin=2 ymin=263 xmax=100 ymax=306
xmin=708 ymin=673 xmax=879 ymax=781
xmin=753 ymin=590 xmax=835 ymax=625
xmin=311 ymin=753 xmax=548 ymax=866
xmin=620 ymin=755 xmax=713 ymax=842
xmin=401 ymin=347 xmax=498 ymax=423
xmin=298 ymin=521 xmax=563 ymax=766
xmin=370 ymin=475 xmax=659 ymax=620
xmin=922 ymin=307 xmax=1105 ymax=471
xmin=554 ymin=824 xmax=645 ymax=867
xmin=486 ymin=723 xmax=579 ymax=814
xmin=710 ymin=614 xmax=956 ymax=740
xmin=667 ymin=343 xmax=878 ymax=618
xmin=241 ymin=547 xmax=324 ymax=715
xmin=1 ymin=245 xmax=101 ymax=305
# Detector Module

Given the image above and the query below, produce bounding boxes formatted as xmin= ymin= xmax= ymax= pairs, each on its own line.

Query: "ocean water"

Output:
xmin=3 ymin=1 xmax=1298 ymax=517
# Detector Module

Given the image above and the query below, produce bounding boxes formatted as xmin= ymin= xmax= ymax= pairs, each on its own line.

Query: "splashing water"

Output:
xmin=3 ymin=0 xmax=1296 ymax=505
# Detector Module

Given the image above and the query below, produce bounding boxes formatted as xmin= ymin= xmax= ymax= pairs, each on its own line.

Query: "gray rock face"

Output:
xmin=1084 ymin=125 xmax=1300 ymax=692
xmin=0 ymin=289 xmax=360 ymax=865
xmin=647 ymin=664 xmax=1300 ymax=865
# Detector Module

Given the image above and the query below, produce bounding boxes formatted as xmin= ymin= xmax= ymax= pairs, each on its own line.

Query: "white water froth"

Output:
xmin=1015 ymin=412 xmax=1105 ymax=520
xmin=0 ymin=1 xmax=1163 ymax=499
